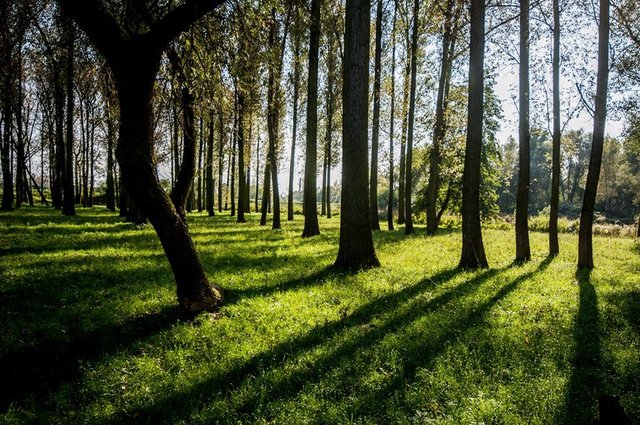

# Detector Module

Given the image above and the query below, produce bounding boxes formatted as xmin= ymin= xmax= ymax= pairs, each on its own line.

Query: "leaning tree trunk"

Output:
xmin=170 ymin=86 xmax=197 ymax=219
xmin=515 ymin=0 xmax=531 ymax=262
xmin=578 ymin=0 xmax=609 ymax=269
xmin=549 ymin=0 xmax=561 ymax=256
xmin=369 ymin=0 xmax=383 ymax=231
xmin=404 ymin=0 xmax=419 ymax=236
xmin=334 ymin=0 xmax=379 ymax=269
xmin=459 ymin=0 xmax=488 ymax=269
xmin=302 ymin=0 xmax=321 ymax=237
xmin=113 ymin=52 xmax=223 ymax=312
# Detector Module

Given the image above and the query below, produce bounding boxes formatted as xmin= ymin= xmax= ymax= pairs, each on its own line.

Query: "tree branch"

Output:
xmin=150 ymin=0 xmax=226 ymax=49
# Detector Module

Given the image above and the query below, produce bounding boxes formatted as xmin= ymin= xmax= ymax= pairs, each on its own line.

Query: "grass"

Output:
xmin=1 ymin=206 xmax=639 ymax=424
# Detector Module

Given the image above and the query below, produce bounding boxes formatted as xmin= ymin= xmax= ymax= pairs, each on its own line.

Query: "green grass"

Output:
xmin=1 ymin=206 xmax=639 ymax=424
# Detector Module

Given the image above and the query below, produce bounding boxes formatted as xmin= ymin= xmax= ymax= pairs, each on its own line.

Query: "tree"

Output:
xmin=459 ymin=0 xmax=488 ymax=269
xmin=369 ymin=0 xmax=383 ymax=231
xmin=61 ymin=17 xmax=75 ymax=216
xmin=288 ymin=20 xmax=302 ymax=221
xmin=515 ymin=0 xmax=530 ymax=262
xmin=334 ymin=0 xmax=380 ymax=269
xmin=403 ymin=0 xmax=419 ymax=235
xmin=578 ymin=0 xmax=609 ymax=269
xmin=302 ymin=0 xmax=321 ymax=237
xmin=549 ymin=0 xmax=561 ymax=256
xmin=57 ymin=0 xmax=225 ymax=313
xmin=387 ymin=0 xmax=397 ymax=231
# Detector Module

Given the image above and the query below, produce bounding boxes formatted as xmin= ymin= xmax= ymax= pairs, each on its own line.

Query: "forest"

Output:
xmin=1 ymin=0 xmax=640 ymax=423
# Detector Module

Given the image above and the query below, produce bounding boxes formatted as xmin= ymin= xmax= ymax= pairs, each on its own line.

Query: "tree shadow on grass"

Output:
xmin=115 ymin=269 xmax=535 ymax=423
xmin=0 ymin=305 xmax=182 ymax=411
xmin=560 ymin=269 xmax=602 ymax=425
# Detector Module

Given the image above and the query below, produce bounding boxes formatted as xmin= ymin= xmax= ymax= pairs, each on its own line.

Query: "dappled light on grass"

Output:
xmin=1 ymin=207 xmax=639 ymax=423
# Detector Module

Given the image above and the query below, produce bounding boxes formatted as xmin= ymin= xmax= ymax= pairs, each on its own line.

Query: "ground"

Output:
xmin=0 ymin=207 xmax=639 ymax=424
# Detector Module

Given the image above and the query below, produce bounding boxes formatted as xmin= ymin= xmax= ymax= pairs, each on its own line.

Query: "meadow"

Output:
xmin=1 ymin=207 xmax=639 ymax=424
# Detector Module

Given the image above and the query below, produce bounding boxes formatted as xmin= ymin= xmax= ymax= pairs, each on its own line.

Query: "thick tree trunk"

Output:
xmin=387 ymin=0 xmax=397 ymax=231
xmin=404 ymin=0 xmax=419 ymax=235
xmin=369 ymin=0 xmax=383 ymax=231
xmin=119 ymin=176 xmax=128 ymax=217
xmin=459 ymin=0 xmax=488 ymax=269
xmin=578 ymin=0 xmax=609 ymax=269
xmin=302 ymin=0 xmax=321 ymax=237
xmin=62 ymin=20 xmax=75 ymax=216
xmin=113 ymin=49 xmax=222 ymax=312
xmin=334 ymin=0 xmax=379 ymax=269
xmin=549 ymin=0 xmax=561 ymax=256
xmin=515 ymin=0 xmax=531 ymax=262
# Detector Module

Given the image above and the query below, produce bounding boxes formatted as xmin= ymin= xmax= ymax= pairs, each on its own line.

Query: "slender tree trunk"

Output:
xmin=404 ymin=0 xmax=419 ymax=235
xmin=335 ymin=0 xmax=379 ymax=269
xmin=260 ymin=161 xmax=271 ymax=226
xmin=549 ymin=0 xmax=561 ymax=256
xmin=170 ymin=85 xmax=197 ymax=219
xmin=459 ymin=0 xmax=488 ymax=269
xmin=426 ymin=0 xmax=455 ymax=235
xmin=206 ymin=111 xmax=215 ymax=216
xmin=230 ymin=97 xmax=237 ymax=217
xmin=53 ymin=63 xmax=64 ymax=209
xmin=237 ymin=91 xmax=246 ymax=223
xmin=15 ymin=48 xmax=25 ymax=209
xmin=387 ymin=0 xmax=397 ymax=231
xmin=302 ymin=0 xmax=321 ymax=237
xmin=321 ymin=151 xmax=327 ymax=215
xmin=515 ymin=0 xmax=531 ymax=262
xmin=255 ymin=134 xmax=260 ymax=213
xmin=217 ymin=104 xmax=224 ymax=213
xmin=0 ymin=0 xmax=14 ymax=211
xmin=369 ymin=0 xmax=383 ymax=231
xmin=197 ymin=116 xmax=203 ymax=212
xmin=397 ymin=24 xmax=410 ymax=225
xmin=288 ymin=38 xmax=300 ymax=221
xmin=62 ymin=19 xmax=75 ymax=216
xmin=578 ymin=0 xmax=609 ymax=269
xmin=105 ymin=88 xmax=116 ymax=211
xmin=266 ymin=11 xmax=282 ymax=230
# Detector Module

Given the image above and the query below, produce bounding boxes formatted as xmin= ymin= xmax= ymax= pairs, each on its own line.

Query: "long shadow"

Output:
xmin=112 ymin=266 xmax=502 ymax=423
xmin=560 ymin=269 xmax=602 ymax=424
xmin=0 ymin=306 xmax=182 ymax=411
xmin=224 ymin=266 xmax=339 ymax=305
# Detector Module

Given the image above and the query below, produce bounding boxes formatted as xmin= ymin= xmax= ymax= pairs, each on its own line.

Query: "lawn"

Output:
xmin=1 ymin=207 xmax=639 ymax=424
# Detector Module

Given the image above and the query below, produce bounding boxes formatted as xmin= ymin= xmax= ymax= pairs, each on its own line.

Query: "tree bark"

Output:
xmin=288 ymin=36 xmax=301 ymax=221
xmin=515 ymin=0 xmax=531 ymax=262
xmin=105 ymin=83 xmax=116 ymax=211
xmin=206 ymin=110 xmax=215 ymax=216
xmin=369 ymin=0 xmax=383 ymax=231
xmin=230 ymin=97 xmax=237 ymax=217
xmin=197 ymin=116 xmax=203 ymax=212
xmin=62 ymin=18 xmax=75 ymax=216
xmin=236 ymin=90 xmax=246 ymax=223
xmin=459 ymin=0 xmax=488 ymax=269
xmin=426 ymin=0 xmax=456 ymax=235
xmin=217 ymin=102 xmax=224 ymax=213
xmin=404 ymin=0 xmax=419 ymax=235
xmin=334 ymin=0 xmax=380 ymax=269
xmin=387 ymin=0 xmax=397 ymax=231
xmin=170 ymin=84 xmax=197 ymax=219
xmin=397 ymin=22 xmax=410 ymax=225
xmin=302 ymin=0 xmax=321 ymax=237
xmin=578 ymin=0 xmax=609 ymax=269
xmin=549 ymin=0 xmax=561 ymax=256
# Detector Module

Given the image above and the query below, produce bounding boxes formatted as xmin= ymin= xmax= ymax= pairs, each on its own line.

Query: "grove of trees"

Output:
xmin=1 ymin=0 xmax=640 ymax=312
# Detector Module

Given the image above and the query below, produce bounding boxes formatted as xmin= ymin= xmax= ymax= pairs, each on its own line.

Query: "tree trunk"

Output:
xmin=255 ymin=133 xmax=260 ymax=213
xmin=549 ymin=0 xmax=561 ymax=256
xmin=404 ymin=0 xmax=419 ymax=235
xmin=578 ymin=0 xmax=609 ymax=269
xmin=426 ymin=0 xmax=455 ymax=236
xmin=288 ymin=37 xmax=300 ymax=221
xmin=397 ymin=23 xmax=410 ymax=225
xmin=459 ymin=0 xmax=488 ymax=269
xmin=387 ymin=0 xmax=397 ymax=231
xmin=113 ymin=47 xmax=223 ymax=312
xmin=15 ymin=47 xmax=25 ymax=209
xmin=237 ymin=91 xmax=246 ymax=223
xmin=230 ymin=99 xmax=237 ymax=217
xmin=321 ymin=151 xmax=327 ymax=215
xmin=369 ymin=0 xmax=383 ymax=231
xmin=105 ymin=86 xmax=116 ymax=211
xmin=170 ymin=85 xmax=197 ymax=219
xmin=197 ymin=116 xmax=203 ymax=212
xmin=62 ymin=19 xmax=75 ymax=216
xmin=334 ymin=0 xmax=379 ymax=269
xmin=1 ymin=72 xmax=13 ymax=210
xmin=260 ymin=161 xmax=270 ymax=226
xmin=515 ymin=0 xmax=531 ymax=262
xmin=217 ymin=105 xmax=224 ymax=213
xmin=302 ymin=0 xmax=321 ymax=237
xmin=206 ymin=111 xmax=215 ymax=216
